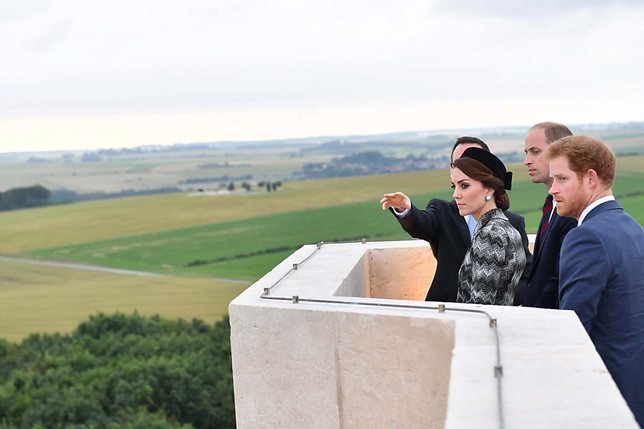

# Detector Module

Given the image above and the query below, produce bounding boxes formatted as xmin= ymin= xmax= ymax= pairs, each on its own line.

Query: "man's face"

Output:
xmin=524 ymin=128 xmax=551 ymax=185
xmin=549 ymin=156 xmax=589 ymax=219
xmin=452 ymin=143 xmax=482 ymax=163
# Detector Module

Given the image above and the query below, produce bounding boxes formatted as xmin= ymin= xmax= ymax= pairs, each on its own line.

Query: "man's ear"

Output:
xmin=586 ymin=169 xmax=599 ymax=188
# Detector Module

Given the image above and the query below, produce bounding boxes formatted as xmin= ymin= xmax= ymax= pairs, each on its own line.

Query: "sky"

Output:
xmin=1 ymin=0 xmax=644 ymax=153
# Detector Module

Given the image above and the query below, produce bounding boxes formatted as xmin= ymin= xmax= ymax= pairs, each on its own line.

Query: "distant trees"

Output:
xmin=0 ymin=313 xmax=236 ymax=428
xmin=295 ymin=151 xmax=438 ymax=179
xmin=256 ymin=181 xmax=282 ymax=192
xmin=0 ymin=179 xmax=283 ymax=210
xmin=49 ymin=187 xmax=182 ymax=204
xmin=180 ymin=175 xmax=253 ymax=185
xmin=0 ymin=185 xmax=51 ymax=211
xmin=213 ymin=181 xmax=282 ymax=193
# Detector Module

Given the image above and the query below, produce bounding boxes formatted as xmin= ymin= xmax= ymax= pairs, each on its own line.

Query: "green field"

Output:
xmin=0 ymin=258 xmax=248 ymax=342
xmin=1 ymin=155 xmax=643 ymax=341
xmin=0 ymin=169 xmax=454 ymax=253
xmin=18 ymin=157 xmax=644 ymax=280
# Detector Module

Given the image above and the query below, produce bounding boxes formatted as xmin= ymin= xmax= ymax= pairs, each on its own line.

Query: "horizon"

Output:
xmin=2 ymin=119 xmax=643 ymax=156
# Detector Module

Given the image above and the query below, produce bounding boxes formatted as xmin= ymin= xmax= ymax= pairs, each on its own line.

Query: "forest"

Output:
xmin=0 ymin=313 xmax=235 ymax=429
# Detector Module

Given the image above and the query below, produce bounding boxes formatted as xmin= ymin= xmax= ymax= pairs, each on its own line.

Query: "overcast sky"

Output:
xmin=1 ymin=0 xmax=643 ymax=153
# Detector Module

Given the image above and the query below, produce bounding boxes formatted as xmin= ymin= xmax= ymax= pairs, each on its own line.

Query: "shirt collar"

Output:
xmin=464 ymin=214 xmax=476 ymax=238
xmin=578 ymin=195 xmax=615 ymax=225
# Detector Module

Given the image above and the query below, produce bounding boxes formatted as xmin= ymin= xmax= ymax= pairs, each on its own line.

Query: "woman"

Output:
xmin=451 ymin=147 xmax=526 ymax=305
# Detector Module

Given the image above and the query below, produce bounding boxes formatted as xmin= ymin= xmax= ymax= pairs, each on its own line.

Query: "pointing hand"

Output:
xmin=380 ymin=192 xmax=411 ymax=212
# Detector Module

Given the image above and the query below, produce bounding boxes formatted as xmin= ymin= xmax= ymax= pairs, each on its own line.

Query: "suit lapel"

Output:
xmin=534 ymin=206 xmax=548 ymax=253
xmin=540 ymin=210 xmax=557 ymax=248
xmin=450 ymin=200 xmax=472 ymax=245
xmin=534 ymin=210 xmax=556 ymax=263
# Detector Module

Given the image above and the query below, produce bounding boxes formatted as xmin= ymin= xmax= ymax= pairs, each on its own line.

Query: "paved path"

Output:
xmin=0 ymin=255 xmax=249 ymax=284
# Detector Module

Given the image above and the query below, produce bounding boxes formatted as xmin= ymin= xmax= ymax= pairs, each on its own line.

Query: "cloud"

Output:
xmin=0 ymin=0 xmax=643 ymax=152
xmin=430 ymin=0 xmax=644 ymax=18
xmin=0 ymin=0 xmax=51 ymax=23
xmin=27 ymin=18 xmax=73 ymax=52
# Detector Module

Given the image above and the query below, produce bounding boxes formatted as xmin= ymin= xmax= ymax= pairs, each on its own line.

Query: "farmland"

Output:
xmin=0 ymin=257 xmax=247 ymax=342
xmin=1 ymin=126 xmax=643 ymax=341
xmin=15 ymin=157 xmax=644 ymax=281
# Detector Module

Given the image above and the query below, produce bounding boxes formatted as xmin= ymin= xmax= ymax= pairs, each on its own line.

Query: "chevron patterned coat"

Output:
xmin=457 ymin=208 xmax=526 ymax=305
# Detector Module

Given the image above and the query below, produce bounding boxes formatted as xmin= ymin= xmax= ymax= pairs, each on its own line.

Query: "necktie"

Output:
xmin=538 ymin=195 xmax=553 ymax=249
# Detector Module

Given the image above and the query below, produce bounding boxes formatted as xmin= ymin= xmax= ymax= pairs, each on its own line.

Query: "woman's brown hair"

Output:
xmin=452 ymin=157 xmax=510 ymax=210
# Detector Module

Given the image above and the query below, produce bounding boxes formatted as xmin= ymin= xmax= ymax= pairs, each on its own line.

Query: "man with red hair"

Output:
xmin=549 ymin=135 xmax=644 ymax=426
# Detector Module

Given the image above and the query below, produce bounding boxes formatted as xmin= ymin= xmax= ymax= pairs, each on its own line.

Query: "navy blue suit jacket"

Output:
xmin=391 ymin=199 xmax=532 ymax=304
xmin=523 ymin=202 xmax=576 ymax=308
xmin=559 ymin=200 xmax=644 ymax=426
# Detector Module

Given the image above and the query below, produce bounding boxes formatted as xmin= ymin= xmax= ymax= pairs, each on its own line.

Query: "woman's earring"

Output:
xmin=485 ymin=195 xmax=492 ymax=201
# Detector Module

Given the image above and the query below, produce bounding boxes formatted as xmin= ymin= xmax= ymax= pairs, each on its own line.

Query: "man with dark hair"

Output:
xmin=549 ymin=135 xmax=644 ymax=426
xmin=380 ymin=137 xmax=532 ymax=303
xmin=523 ymin=122 xmax=577 ymax=308
xmin=450 ymin=136 xmax=489 ymax=162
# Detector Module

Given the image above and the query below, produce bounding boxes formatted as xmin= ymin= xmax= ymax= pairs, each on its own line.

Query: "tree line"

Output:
xmin=295 ymin=151 xmax=445 ymax=179
xmin=0 ymin=313 xmax=236 ymax=428
xmin=195 ymin=181 xmax=282 ymax=193
xmin=0 ymin=180 xmax=286 ymax=212
xmin=0 ymin=185 xmax=50 ymax=211
xmin=294 ymin=149 xmax=529 ymax=180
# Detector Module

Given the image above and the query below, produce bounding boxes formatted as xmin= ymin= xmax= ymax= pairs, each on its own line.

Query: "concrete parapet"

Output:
xmin=229 ymin=240 xmax=638 ymax=429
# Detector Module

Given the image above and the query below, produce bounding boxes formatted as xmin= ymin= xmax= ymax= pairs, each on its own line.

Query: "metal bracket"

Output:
xmin=494 ymin=365 xmax=503 ymax=378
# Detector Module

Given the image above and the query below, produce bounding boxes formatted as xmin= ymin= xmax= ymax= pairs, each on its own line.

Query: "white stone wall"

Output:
xmin=229 ymin=240 xmax=639 ymax=429
xmin=230 ymin=304 xmax=454 ymax=428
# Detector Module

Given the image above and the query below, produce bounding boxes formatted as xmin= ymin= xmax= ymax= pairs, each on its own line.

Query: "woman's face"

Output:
xmin=450 ymin=167 xmax=492 ymax=218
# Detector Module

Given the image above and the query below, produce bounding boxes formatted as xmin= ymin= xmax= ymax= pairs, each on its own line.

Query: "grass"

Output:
xmin=2 ymin=154 xmax=643 ymax=341
xmin=621 ymin=193 xmax=644 ymax=220
xmin=20 ymin=158 xmax=644 ymax=281
xmin=0 ymin=258 xmax=249 ymax=342
xmin=3 ymin=156 xmax=641 ymax=254
xmin=25 ymin=201 xmax=410 ymax=280
xmin=0 ymin=168 xmax=452 ymax=253
xmin=21 ymin=185 xmax=544 ymax=280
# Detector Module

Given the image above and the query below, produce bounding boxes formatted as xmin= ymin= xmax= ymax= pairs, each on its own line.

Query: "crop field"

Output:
xmin=0 ymin=167 xmax=458 ymax=340
xmin=1 ymin=145 xmax=642 ymax=341
xmin=0 ymin=258 xmax=248 ymax=342
xmin=25 ymin=200 xmax=413 ymax=279
xmin=0 ymin=145 xmax=311 ymax=193
xmin=12 ymin=156 xmax=644 ymax=280
xmin=0 ymin=168 xmax=455 ymax=253
xmin=4 ymin=127 xmax=640 ymax=195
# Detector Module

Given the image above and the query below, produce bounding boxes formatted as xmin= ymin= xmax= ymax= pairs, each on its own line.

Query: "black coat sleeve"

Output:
xmin=389 ymin=199 xmax=446 ymax=249
xmin=505 ymin=211 xmax=532 ymax=306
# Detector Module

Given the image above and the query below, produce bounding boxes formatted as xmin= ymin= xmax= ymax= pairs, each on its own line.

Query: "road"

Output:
xmin=0 ymin=255 xmax=249 ymax=284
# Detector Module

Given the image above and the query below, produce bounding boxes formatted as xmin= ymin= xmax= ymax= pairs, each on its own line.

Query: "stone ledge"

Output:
xmin=229 ymin=240 xmax=638 ymax=428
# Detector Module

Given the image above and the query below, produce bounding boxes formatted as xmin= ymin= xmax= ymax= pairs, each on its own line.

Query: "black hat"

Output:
xmin=459 ymin=147 xmax=513 ymax=190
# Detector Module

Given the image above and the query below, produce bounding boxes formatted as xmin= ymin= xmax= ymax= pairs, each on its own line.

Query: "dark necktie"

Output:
xmin=538 ymin=195 xmax=553 ymax=250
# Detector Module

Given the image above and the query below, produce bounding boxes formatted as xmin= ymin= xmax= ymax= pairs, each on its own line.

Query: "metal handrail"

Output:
xmin=258 ymin=239 xmax=505 ymax=429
